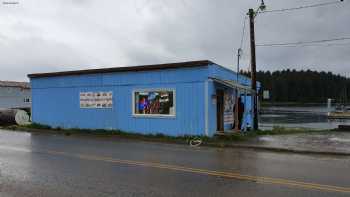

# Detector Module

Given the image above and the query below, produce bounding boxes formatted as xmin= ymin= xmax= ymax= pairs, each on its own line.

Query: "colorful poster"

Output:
xmin=224 ymin=91 xmax=235 ymax=124
xmin=134 ymin=90 xmax=174 ymax=115
xmin=80 ymin=91 xmax=113 ymax=108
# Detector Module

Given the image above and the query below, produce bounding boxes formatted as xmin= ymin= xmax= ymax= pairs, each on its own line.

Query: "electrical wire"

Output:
xmin=256 ymin=36 xmax=350 ymax=47
xmin=256 ymin=42 xmax=350 ymax=48
xmin=258 ymin=0 xmax=344 ymax=14
xmin=235 ymin=15 xmax=248 ymax=73
xmin=239 ymin=16 xmax=248 ymax=50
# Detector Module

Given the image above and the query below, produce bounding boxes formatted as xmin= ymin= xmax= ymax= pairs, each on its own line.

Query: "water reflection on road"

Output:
xmin=260 ymin=106 xmax=350 ymax=130
xmin=1 ymin=129 xmax=350 ymax=197
xmin=249 ymin=132 xmax=350 ymax=154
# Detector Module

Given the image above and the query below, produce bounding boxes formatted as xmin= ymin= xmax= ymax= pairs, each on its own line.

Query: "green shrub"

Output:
xmin=26 ymin=123 xmax=51 ymax=130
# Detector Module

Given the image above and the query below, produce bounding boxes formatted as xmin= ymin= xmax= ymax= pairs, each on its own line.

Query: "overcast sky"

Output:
xmin=0 ymin=0 xmax=349 ymax=81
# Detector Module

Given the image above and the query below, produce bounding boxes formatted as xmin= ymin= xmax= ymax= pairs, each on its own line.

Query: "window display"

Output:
xmin=134 ymin=90 xmax=175 ymax=116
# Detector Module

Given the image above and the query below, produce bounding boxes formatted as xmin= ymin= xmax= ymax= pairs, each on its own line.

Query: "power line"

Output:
xmin=258 ymin=0 xmax=344 ymax=14
xmin=256 ymin=36 xmax=350 ymax=47
xmin=239 ymin=16 xmax=248 ymax=49
xmin=257 ymin=42 xmax=350 ymax=48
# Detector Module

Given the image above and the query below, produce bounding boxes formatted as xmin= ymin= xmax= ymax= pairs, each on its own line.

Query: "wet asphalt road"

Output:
xmin=241 ymin=132 xmax=350 ymax=154
xmin=0 ymin=129 xmax=350 ymax=197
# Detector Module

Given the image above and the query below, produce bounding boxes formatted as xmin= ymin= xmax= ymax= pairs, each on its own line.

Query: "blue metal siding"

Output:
xmin=116 ymin=82 xmax=205 ymax=136
xmin=207 ymin=80 xmax=217 ymax=136
xmin=32 ymin=66 xmax=209 ymax=89
xmin=32 ymin=86 xmax=116 ymax=129
xmin=102 ymin=67 xmax=208 ymax=85
xmin=31 ymin=63 xmax=258 ymax=137
xmin=31 ymin=67 xmax=207 ymax=136
xmin=31 ymin=74 xmax=104 ymax=89
xmin=208 ymin=63 xmax=261 ymax=89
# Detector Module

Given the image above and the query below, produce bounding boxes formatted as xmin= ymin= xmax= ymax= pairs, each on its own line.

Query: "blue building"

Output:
xmin=28 ymin=60 xmax=258 ymax=137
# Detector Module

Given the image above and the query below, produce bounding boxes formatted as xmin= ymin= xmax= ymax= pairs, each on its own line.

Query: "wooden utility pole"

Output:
xmin=248 ymin=8 xmax=258 ymax=130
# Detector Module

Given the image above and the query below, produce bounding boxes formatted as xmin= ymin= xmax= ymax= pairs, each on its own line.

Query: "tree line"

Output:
xmin=241 ymin=69 xmax=350 ymax=103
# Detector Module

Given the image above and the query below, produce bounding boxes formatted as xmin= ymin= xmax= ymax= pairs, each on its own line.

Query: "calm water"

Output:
xmin=260 ymin=106 xmax=350 ymax=130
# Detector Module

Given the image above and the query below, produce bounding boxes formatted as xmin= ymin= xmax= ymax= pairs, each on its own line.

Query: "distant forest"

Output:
xmin=241 ymin=69 xmax=350 ymax=103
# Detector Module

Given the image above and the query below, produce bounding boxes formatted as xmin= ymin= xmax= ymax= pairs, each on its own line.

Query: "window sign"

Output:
xmin=134 ymin=90 xmax=175 ymax=116
xmin=80 ymin=91 xmax=113 ymax=108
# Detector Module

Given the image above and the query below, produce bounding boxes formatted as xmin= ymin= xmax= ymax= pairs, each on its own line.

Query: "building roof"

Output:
xmin=0 ymin=81 xmax=30 ymax=89
xmin=28 ymin=60 xmax=213 ymax=79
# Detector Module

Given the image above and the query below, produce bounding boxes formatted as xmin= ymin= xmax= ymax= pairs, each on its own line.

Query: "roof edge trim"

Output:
xmin=28 ymin=60 xmax=213 ymax=79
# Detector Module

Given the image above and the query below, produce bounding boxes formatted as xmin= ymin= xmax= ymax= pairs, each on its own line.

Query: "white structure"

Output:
xmin=263 ymin=90 xmax=270 ymax=100
xmin=0 ymin=81 xmax=31 ymax=110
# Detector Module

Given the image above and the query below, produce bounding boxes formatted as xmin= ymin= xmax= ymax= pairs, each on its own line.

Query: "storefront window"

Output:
xmin=134 ymin=90 xmax=175 ymax=116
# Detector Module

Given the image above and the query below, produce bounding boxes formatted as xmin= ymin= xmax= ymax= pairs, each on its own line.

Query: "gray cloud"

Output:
xmin=0 ymin=0 xmax=349 ymax=81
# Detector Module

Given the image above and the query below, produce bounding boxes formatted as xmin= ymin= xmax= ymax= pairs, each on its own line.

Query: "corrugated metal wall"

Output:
xmin=31 ymin=63 xmax=257 ymax=136
xmin=207 ymin=64 xmax=255 ymax=133
xmin=31 ymin=67 xmax=208 ymax=136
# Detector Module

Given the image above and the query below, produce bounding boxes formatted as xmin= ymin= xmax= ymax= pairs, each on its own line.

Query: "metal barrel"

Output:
xmin=0 ymin=109 xmax=30 ymax=125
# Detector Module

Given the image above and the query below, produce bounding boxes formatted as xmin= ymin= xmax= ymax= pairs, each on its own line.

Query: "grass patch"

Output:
xmin=212 ymin=126 xmax=329 ymax=141
xmin=25 ymin=122 xmax=52 ymax=130
xmin=2 ymin=123 xmax=330 ymax=146
xmin=12 ymin=123 xmax=210 ymax=144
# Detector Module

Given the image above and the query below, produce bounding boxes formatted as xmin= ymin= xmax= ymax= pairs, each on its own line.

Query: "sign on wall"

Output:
xmin=80 ymin=91 xmax=113 ymax=108
xmin=224 ymin=91 xmax=236 ymax=124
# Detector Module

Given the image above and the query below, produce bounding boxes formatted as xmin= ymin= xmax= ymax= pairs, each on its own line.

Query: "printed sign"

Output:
xmin=80 ymin=91 xmax=113 ymax=108
xmin=224 ymin=91 xmax=235 ymax=124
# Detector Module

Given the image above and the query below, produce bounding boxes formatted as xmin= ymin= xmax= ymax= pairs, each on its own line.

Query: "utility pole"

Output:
xmin=236 ymin=0 xmax=264 ymax=131
xmin=234 ymin=49 xmax=241 ymax=131
xmin=248 ymin=8 xmax=258 ymax=130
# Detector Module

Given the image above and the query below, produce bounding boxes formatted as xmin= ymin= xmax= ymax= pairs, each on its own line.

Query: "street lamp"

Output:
xmin=259 ymin=0 xmax=266 ymax=12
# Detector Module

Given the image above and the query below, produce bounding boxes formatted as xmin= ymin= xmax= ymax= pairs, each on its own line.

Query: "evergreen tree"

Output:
xmin=245 ymin=69 xmax=350 ymax=103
